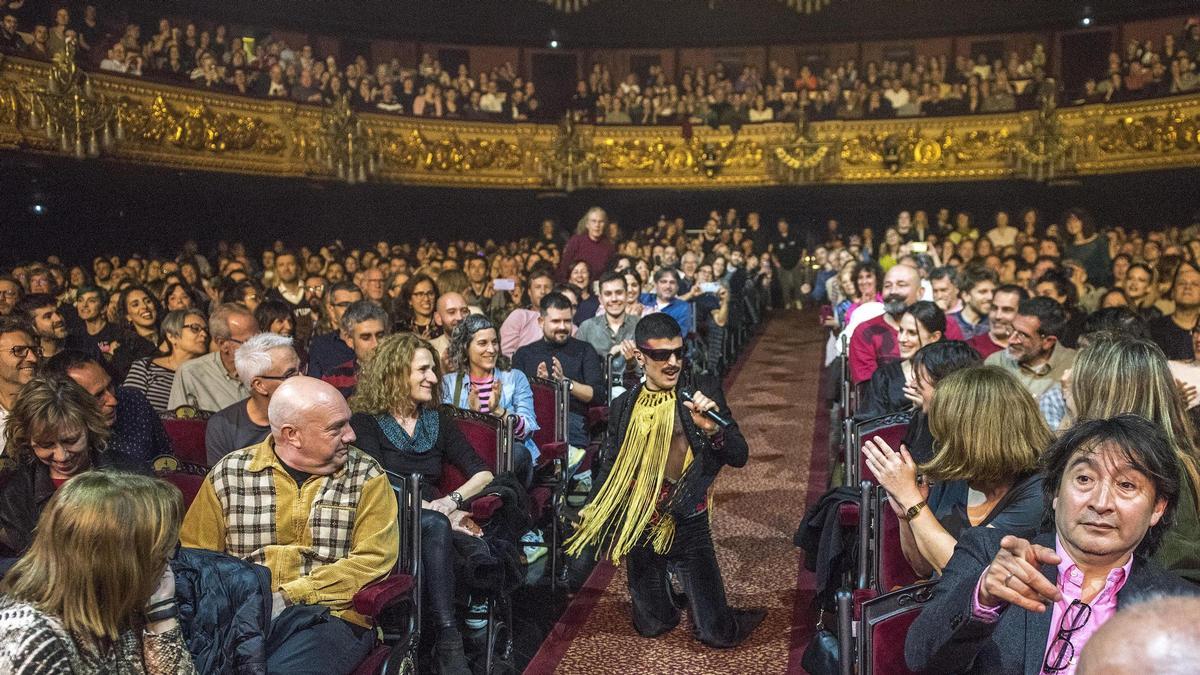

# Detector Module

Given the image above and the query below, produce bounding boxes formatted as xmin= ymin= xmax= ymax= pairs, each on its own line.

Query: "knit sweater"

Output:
xmin=0 ymin=596 xmax=196 ymax=674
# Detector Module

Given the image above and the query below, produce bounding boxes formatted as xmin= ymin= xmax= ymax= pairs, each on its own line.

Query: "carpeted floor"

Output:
xmin=525 ymin=311 xmax=829 ymax=674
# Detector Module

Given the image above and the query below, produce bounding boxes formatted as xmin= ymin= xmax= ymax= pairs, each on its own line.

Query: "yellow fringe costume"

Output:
xmin=564 ymin=388 xmax=691 ymax=565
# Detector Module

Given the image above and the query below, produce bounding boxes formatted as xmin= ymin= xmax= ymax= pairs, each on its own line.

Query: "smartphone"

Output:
xmin=699 ymin=282 xmax=721 ymax=294
xmin=493 ymin=278 xmax=515 ymax=291
xmin=911 ymin=241 xmax=928 ymax=254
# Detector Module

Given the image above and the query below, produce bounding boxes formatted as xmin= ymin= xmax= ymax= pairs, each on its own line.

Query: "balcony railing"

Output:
xmin=1 ymin=54 xmax=1198 ymax=189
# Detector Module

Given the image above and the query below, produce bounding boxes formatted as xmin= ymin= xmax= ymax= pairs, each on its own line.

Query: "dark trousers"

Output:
xmin=266 ymin=604 xmax=374 ymax=674
xmin=625 ymin=511 xmax=742 ymax=648
xmin=420 ymin=508 xmax=459 ymax=628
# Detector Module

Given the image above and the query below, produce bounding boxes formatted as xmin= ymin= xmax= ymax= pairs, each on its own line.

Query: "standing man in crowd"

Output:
xmin=560 ymin=207 xmax=615 ymax=281
xmin=566 ymin=313 xmax=764 ymax=649
xmin=906 ymin=416 xmax=1196 ymax=673
xmin=168 ymin=303 xmax=259 ymax=413
xmin=771 ymin=218 xmax=804 ymax=310
xmin=182 ymin=377 xmax=397 ymax=674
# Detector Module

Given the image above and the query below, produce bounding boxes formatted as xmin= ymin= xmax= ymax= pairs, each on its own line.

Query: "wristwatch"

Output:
xmin=901 ymin=500 xmax=928 ymax=521
xmin=449 ymin=491 xmax=465 ymax=509
xmin=563 ymin=377 xmax=573 ymax=392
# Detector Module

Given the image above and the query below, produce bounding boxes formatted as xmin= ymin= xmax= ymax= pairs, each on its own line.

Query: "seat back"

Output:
xmin=872 ymin=487 xmax=921 ymax=593
xmin=859 ymin=581 xmax=937 ymax=675
xmin=161 ymin=417 xmax=209 ymax=467
xmin=853 ymin=409 xmax=914 ymax=485
xmin=441 ymin=407 xmax=513 ymax=493
xmin=529 ymin=376 xmax=567 ymax=448
xmin=159 ymin=471 xmax=206 ymax=509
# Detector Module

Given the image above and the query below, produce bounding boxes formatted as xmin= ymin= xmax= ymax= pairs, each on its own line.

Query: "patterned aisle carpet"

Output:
xmin=525 ymin=311 xmax=830 ymax=674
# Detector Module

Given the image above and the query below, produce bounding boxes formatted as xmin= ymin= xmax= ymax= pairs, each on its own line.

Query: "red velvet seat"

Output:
xmin=162 ymin=417 xmax=209 ymax=468
xmin=159 ymin=471 xmax=205 ymax=509
xmin=528 ymin=376 xmax=570 ymax=586
xmin=875 ymin=489 xmax=921 ymax=592
xmin=858 ymin=581 xmax=937 ymax=675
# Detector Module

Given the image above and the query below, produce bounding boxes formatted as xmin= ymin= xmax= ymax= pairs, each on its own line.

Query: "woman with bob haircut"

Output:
xmin=1066 ymin=332 xmax=1200 ymax=584
xmin=863 ymin=365 xmax=1052 ymax=577
xmin=0 ymin=471 xmax=194 ymax=673
xmin=441 ymin=313 xmax=538 ymax=483
xmin=348 ymin=333 xmax=493 ymax=675
xmin=859 ymin=300 xmax=945 ymax=418
xmin=0 ymin=375 xmax=128 ymax=558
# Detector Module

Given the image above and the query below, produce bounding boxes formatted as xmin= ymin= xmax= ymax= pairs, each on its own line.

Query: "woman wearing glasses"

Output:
xmin=393 ymin=273 xmax=441 ymax=340
xmin=123 ymin=309 xmax=209 ymax=414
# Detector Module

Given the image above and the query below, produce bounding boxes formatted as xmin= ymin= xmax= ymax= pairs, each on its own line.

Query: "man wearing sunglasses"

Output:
xmin=565 ymin=312 xmax=765 ymax=649
xmin=907 ymin=416 xmax=1195 ymax=674
xmin=207 ymin=333 xmax=301 ymax=465
xmin=0 ymin=317 xmax=41 ymax=456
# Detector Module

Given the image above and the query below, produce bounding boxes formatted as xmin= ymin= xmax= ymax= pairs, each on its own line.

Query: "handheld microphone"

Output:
xmin=680 ymin=388 xmax=731 ymax=429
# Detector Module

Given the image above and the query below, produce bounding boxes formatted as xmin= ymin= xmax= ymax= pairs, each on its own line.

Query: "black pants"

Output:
xmin=266 ymin=604 xmax=374 ymax=674
xmin=420 ymin=508 xmax=458 ymax=628
xmin=625 ymin=511 xmax=743 ymax=648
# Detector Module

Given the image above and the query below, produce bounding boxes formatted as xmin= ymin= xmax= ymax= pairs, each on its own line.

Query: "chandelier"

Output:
xmin=775 ymin=0 xmax=833 ymax=14
xmin=314 ymin=93 xmax=379 ymax=184
xmin=542 ymin=0 xmax=834 ymax=14
xmin=541 ymin=114 xmax=599 ymax=191
xmin=22 ymin=39 xmax=118 ymax=159
xmin=541 ymin=0 xmax=591 ymax=12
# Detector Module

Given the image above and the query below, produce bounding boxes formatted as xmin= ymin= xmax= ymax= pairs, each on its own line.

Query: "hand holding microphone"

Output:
xmin=680 ymin=388 xmax=731 ymax=433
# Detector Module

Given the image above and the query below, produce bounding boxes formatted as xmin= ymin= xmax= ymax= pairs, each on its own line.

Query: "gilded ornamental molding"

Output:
xmin=1 ymin=54 xmax=1199 ymax=188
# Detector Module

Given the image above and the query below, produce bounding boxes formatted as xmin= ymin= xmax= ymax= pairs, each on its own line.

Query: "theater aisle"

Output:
xmin=525 ymin=311 xmax=829 ymax=674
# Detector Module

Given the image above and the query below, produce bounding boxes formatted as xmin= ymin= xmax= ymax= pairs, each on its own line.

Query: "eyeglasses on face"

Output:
xmin=8 ymin=345 xmax=43 ymax=359
xmin=183 ymin=323 xmax=209 ymax=334
xmin=411 ymin=290 xmax=436 ymax=298
xmin=258 ymin=368 xmax=301 ymax=381
xmin=638 ymin=345 xmax=685 ymax=362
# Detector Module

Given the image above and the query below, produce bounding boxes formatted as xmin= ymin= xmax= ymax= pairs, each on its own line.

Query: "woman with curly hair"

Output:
xmin=348 ymin=333 xmax=492 ymax=675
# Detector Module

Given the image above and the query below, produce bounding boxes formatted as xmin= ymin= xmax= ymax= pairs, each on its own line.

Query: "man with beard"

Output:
xmin=849 ymin=263 xmax=923 ymax=384
xmin=0 ymin=276 xmax=20 ymax=316
xmin=513 ymin=292 xmax=605 ymax=450
xmin=984 ymin=296 xmax=1075 ymax=400
xmin=71 ymin=285 xmax=120 ymax=358
xmin=307 ymin=281 xmax=363 ymax=379
xmin=265 ymin=250 xmax=305 ymax=310
xmin=565 ymin=313 xmax=764 ymax=648
xmin=0 ymin=318 xmax=39 ymax=455
xmin=949 ymin=264 xmax=998 ymax=340
xmin=578 ymin=272 xmax=640 ymax=379
xmin=968 ymin=284 xmax=1028 ymax=359
xmin=15 ymin=294 xmax=69 ymax=360
xmin=429 ymin=292 xmax=471 ymax=368
xmin=930 ymin=266 xmax=963 ymax=314
xmin=640 ymin=268 xmax=693 ymax=335
xmin=321 ymin=301 xmax=388 ymax=399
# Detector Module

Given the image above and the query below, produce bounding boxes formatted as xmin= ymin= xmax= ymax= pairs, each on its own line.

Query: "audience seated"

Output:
xmin=500 ymin=267 xmax=556 ymax=357
xmin=899 ymin=340 xmax=983 ymax=463
xmin=967 ymin=283 xmax=1028 ymax=358
xmin=858 ymin=300 xmax=944 ymax=418
xmin=44 ymin=350 xmax=172 ymax=467
xmin=984 ymin=296 xmax=1076 ymax=401
xmin=442 ymin=314 xmax=538 ymax=483
xmin=123 ymin=309 xmax=210 ymax=414
xmin=182 ymin=376 xmax=397 ymax=674
xmin=513 ymin=292 xmax=605 ymax=450
xmin=905 ymin=415 xmax=1197 ymax=673
xmin=320 ymin=300 xmax=388 ymax=398
xmin=348 ymin=333 xmax=493 ymax=675
xmin=307 ymin=280 xmax=362 ymax=379
xmin=167 ymin=303 xmax=257 ymax=413
xmin=848 ymin=262 xmax=923 ymax=384
xmin=0 ymin=472 xmax=195 ymax=673
xmin=429 ymin=291 xmax=471 ymax=366
xmin=864 ymin=365 xmax=1051 ymax=577
xmin=577 ymin=271 xmax=640 ymax=381
xmin=948 ymin=264 xmax=998 ymax=340
xmin=206 ymin=332 xmax=299 ymax=465
xmin=0 ymin=317 xmax=40 ymax=455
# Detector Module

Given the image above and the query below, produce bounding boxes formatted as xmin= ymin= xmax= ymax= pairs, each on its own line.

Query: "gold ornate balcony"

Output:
xmin=1 ymin=53 xmax=1198 ymax=189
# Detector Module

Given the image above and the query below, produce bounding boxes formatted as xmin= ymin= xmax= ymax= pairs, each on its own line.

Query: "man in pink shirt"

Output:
xmin=905 ymin=416 xmax=1195 ymax=675
xmin=500 ymin=268 xmax=555 ymax=357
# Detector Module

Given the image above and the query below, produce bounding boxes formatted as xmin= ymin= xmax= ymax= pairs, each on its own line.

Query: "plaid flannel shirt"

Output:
xmin=181 ymin=435 xmax=398 ymax=627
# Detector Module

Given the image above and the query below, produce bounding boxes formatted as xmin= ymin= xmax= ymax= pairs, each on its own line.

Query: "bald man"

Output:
xmin=182 ymin=377 xmax=398 ymax=674
xmin=1077 ymin=595 xmax=1200 ymax=674
xmin=848 ymin=263 xmax=923 ymax=384
xmin=429 ymin=292 xmax=470 ymax=367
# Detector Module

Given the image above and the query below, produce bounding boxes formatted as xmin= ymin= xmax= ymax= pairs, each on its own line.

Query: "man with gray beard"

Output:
xmin=849 ymin=263 xmax=923 ymax=384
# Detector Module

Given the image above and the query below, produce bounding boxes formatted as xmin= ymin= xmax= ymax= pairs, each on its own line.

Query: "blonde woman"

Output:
xmin=863 ymin=366 xmax=1052 ymax=577
xmin=0 ymin=472 xmax=194 ymax=673
xmin=1067 ymin=333 xmax=1200 ymax=584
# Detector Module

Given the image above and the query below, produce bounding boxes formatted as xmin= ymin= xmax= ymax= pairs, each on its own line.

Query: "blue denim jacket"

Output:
xmin=442 ymin=368 xmax=541 ymax=462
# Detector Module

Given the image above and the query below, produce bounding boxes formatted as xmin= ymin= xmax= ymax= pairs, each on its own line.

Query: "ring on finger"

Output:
xmin=1004 ymin=573 xmax=1015 ymax=587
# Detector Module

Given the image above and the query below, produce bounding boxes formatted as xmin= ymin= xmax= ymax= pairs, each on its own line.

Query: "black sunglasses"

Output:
xmin=638 ymin=345 xmax=685 ymax=362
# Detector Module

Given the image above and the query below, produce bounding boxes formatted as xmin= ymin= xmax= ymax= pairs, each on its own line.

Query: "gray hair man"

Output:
xmin=168 ymin=303 xmax=260 ymax=412
xmin=205 ymin=332 xmax=299 ymax=465
xmin=321 ymin=301 xmax=388 ymax=398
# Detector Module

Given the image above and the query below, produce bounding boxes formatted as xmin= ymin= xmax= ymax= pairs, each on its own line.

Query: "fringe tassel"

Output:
xmin=564 ymin=388 xmax=677 ymax=564
xmin=650 ymin=513 xmax=676 ymax=554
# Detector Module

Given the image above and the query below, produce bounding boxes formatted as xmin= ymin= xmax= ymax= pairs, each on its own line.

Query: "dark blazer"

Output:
xmin=591 ymin=374 xmax=748 ymax=520
xmin=905 ymin=527 xmax=1197 ymax=674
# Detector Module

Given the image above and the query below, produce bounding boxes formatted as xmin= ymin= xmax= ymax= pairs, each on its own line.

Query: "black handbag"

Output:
xmin=801 ymin=609 xmax=840 ymax=675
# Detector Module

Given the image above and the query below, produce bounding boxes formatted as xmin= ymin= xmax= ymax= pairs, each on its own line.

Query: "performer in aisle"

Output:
xmin=565 ymin=312 xmax=765 ymax=648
